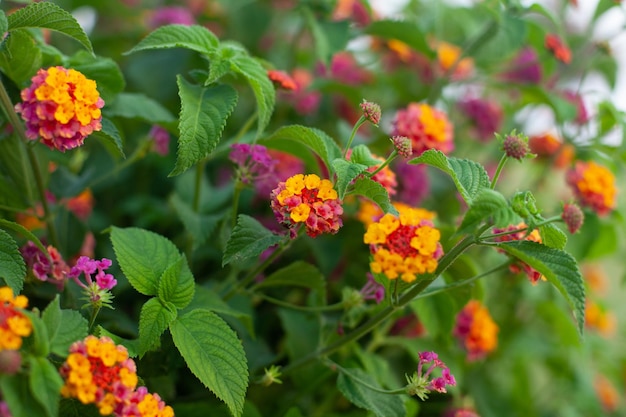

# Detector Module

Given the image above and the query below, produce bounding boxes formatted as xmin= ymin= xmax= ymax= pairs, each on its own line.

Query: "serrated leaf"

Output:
xmin=170 ymin=309 xmax=248 ymax=417
xmin=91 ymin=118 xmax=124 ymax=158
xmin=22 ymin=310 xmax=49 ymax=357
xmin=336 ymin=368 xmax=406 ymax=417
xmin=229 ymin=54 xmax=274 ymax=137
xmin=0 ymin=29 xmax=42 ymax=86
xmin=125 ymin=24 xmax=218 ymax=56
xmin=331 ymin=158 xmax=367 ymax=200
xmin=353 ymin=177 xmax=398 ymax=215
xmin=365 ymin=19 xmax=434 ymax=59
xmin=0 ymin=229 xmax=26 ymax=294
xmin=182 ymin=286 xmax=254 ymax=336
xmin=42 ymin=296 xmax=88 ymax=357
xmin=350 ymin=145 xmax=382 ymax=167
xmin=222 ymin=214 xmax=282 ymax=267
xmin=169 ymin=193 xmax=222 ymax=248
xmin=539 ymin=223 xmax=567 ymax=250
xmin=0 ymin=12 xmax=7 ymax=36
xmin=171 ymin=77 xmax=238 ymax=176
xmin=7 ymin=2 xmax=93 ymax=53
xmin=110 ymin=227 xmax=182 ymax=296
xmin=255 ymin=261 xmax=325 ymax=295
xmin=206 ymin=44 xmax=241 ymax=85
xmin=105 ymin=92 xmax=175 ymax=124
xmin=496 ymin=241 xmax=585 ymax=335
xmin=262 ymin=125 xmax=342 ymax=173
xmin=28 ymin=356 xmax=63 ymax=417
xmin=138 ymin=297 xmax=177 ymax=356
xmin=411 ymin=149 xmax=490 ymax=205
xmin=459 ymin=189 xmax=518 ymax=233
xmin=157 ymin=255 xmax=195 ymax=309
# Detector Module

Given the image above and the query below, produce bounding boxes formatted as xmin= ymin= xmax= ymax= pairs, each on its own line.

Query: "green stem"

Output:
xmin=343 ymin=116 xmax=367 ymax=158
xmin=324 ymin=359 xmax=407 ymax=395
xmin=367 ymin=150 xmax=398 ymax=178
xmin=250 ymin=293 xmax=345 ymax=312
xmin=230 ymin=179 xmax=244 ymax=229
xmin=88 ymin=305 xmax=101 ymax=332
xmin=87 ymin=140 xmax=151 ymax=189
xmin=490 ymin=154 xmax=508 ymax=189
xmin=236 ymin=112 xmax=258 ymax=144
xmin=479 ymin=215 xmax=561 ymax=241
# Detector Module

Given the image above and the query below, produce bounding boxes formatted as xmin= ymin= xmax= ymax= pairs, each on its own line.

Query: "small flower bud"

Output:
xmin=391 ymin=136 xmax=412 ymax=158
xmin=562 ymin=203 xmax=584 ymax=234
xmin=260 ymin=365 xmax=283 ymax=386
xmin=360 ymin=100 xmax=381 ymax=125
xmin=502 ymin=132 xmax=530 ymax=161
xmin=0 ymin=350 xmax=22 ymax=375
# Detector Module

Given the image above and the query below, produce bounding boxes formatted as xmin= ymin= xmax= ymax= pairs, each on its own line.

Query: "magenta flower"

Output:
xmin=149 ymin=125 xmax=170 ymax=156
xmin=147 ymin=7 xmax=195 ymax=29
xmin=502 ymin=47 xmax=542 ymax=84
xmin=360 ymin=273 xmax=385 ymax=304
xmin=406 ymin=350 xmax=456 ymax=399
xmin=457 ymin=97 xmax=503 ymax=142
xmin=20 ymin=242 xmax=69 ymax=290
xmin=395 ymin=163 xmax=430 ymax=207
xmin=68 ymin=256 xmax=117 ymax=307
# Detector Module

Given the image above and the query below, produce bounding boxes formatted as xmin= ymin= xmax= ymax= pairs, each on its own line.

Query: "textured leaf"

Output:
xmin=171 ymin=77 xmax=238 ymax=176
xmin=125 ymin=24 xmax=218 ymax=55
xmin=0 ymin=29 xmax=41 ymax=86
xmin=22 ymin=310 xmax=49 ymax=357
xmin=110 ymin=227 xmax=182 ymax=296
xmin=262 ymin=125 xmax=342 ymax=173
xmin=0 ymin=229 xmax=26 ymax=294
xmin=255 ymin=261 xmax=325 ymax=295
xmin=138 ymin=297 xmax=177 ymax=356
xmin=105 ymin=92 xmax=175 ymax=124
xmin=206 ymin=43 xmax=243 ymax=85
xmin=353 ymin=177 xmax=398 ymax=215
xmin=170 ymin=309 xmax=248 ymax=417
xmin=350 ymin=144 xmax=381 ymax=167
xmin=182 ymin=286 xmax=254 ymax=336
xmin=365 ymin=19 xmax=434 ymax=58
xmin=539 ymin=223 xmax=567 ymax=250
xmin=411 ymin=150 xmax=490 ymax=205
xmin=331 ymin=158 xmax=367 ymax=200
xmin=496 ymin=241 xmax=585 ymax=335
xmin=42 ymin=296 xmax=88 ymax=357
xmin=7 ymin=2 xmax=93 ymax=53
xmin=157 ymin=255 xmax=195 ymax=309
xmin=459 ymin=189 xmax=518 ymax=233
xmin=229 ymin=54 xmax=275 ymax=136
xmin=91 ymin=118 xmax=125 ymax=159
xmin=222 ymin=215 xmax=282 ymax=267
xmin=169 ymin=193 xmax=222 ymax=248
xmin=28 ymin=356 xmax=63 ymax=417
xmin=0 ymin=11 xmax=7 ymax=35
xmin=337 ymin=368 xmax=406 ymax=417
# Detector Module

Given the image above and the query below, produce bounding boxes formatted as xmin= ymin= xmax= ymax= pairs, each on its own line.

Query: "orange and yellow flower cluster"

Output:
xmin=0 ymin=287 xmax=32 ymax=352
xmin=453 ymin=300 xmax=498 ymax=361
xmin=364 ymin=208 xmax=442 ymax=283
xmin=60 ymin=335 xmax=173 ymax=417
xmin=392 ymin=103 xmax=454 ymax=156
xmin=270 ymin=174 xmax=343 ymax=238
xmin=15 ymin=66 xmax=104 ymax=152
xmin=566 ymin=160 xmax=617 ymax=216
xmin=585 ymin=300 xmax=616 ymax=337
xmin=493 ymin=223 xmax=545 ymax=284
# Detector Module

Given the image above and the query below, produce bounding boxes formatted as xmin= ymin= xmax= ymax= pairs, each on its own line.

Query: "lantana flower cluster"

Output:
xmin=21 ymin=243 xmax=69 ymax=289
xmin=405 ymin=351 xmax=456 ymax=400
xmin=15 ymin=66 xmax=104 ymax=152
xmin=60 ymin=335 xmax=173 ymax=417
xmin=270 ymin=174 xmax=343 ymax=238
xmin=453 ymin=300 xmax=499 ymax=361
xmin=0 ymin=287 xmax=32 ymax=352
xmin=364 ymin=208 xmax=443 ymax=283
xmin=493 ymin=223 xmax=544 ymax=284
xmin=566 ymin=160 xmax=617 ymax=216
xmin=68 ymin=256 xmax=117 ymax=308
xmin=392 ymin=103 xmax=454 ymax=156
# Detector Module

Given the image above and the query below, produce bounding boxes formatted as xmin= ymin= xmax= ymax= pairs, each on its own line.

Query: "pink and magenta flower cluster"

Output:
xmin=405 ymin=351 xmax=456 ymax=399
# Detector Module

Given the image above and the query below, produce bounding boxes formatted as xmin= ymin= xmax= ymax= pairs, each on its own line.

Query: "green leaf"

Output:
xmin=0 ymin=11 xmax=7 ymax=36
xmin=302 ymin=7 xmax=350 ymax=64
xmin=222 ymin=214 xmax=282 ymax=267
xmin=0 ymin=374 xmax=50 ymax=417
xmin=59 ymin=398 xmax=102 ymax=417
xmin=365 ymin=19 xmax=434 ymax=59
xmin=336 ymin=368 xmax=406 ymax=417
xmin=125 ymin=24 xmax=218 ymax=55
xmin=138 ymin=297 xmax=177 ymax=356
xmin=171 ymin=78 xmax=238 ymax=176
xmin=206 ymin=46 xmax=233 ymax=85
xmin=410 ymin=292 xmax=456 ymax=339
xmin=7 ymin=2 xmax=93 ymax=54
xmin=157 ymin=255 xmax=195 ymax=309
xmin=105 ymin=92 xmax=175 ymax=124
xmin=519 ymin=85 xmax=577 ymax=122
xmin=91 ymin=118 xmax=125 ymax=159
xmin=0 ymin=218 xmax=47 ymax=258
xmin=28 ymin=356 xmax=63 ymax=417
xmin=262 ymin=125 xmax=342 ymax=174
xmin=411 ymin=150 xmax=490 ymax=205
xmin=496 ymin=241 xmax=585 ymax=335
xmin=331 ymin=159 xmax=367 ymax=200
xmin=229 ymin=54 xmax=275 ymax=137
xmin=0 ymin=29 xmax=42 ymax=86
xmin=353 ymin=177 xmax=398 ymax=216
xmin=539 ymin=223 xmax=567 ymax=250
xmin=255 ymin=261 xmax=325 ymax=295
xmin=169 ymin=193 xmax=222 ymax=249
xmin=350 ymin=145 xmax=382 ymax=167
xmin=22 ymin=310 xmax=49 ymax=357
xmin=0 ymin=229 xmax=26 ymax=294
xmin=68 ymin=52 xmax=126 ymax=102
xmin=459 ymin=189 xmax=518 ymax=233
xmin=182 ymin=286 xmax=254 ymax=336
xmin=110 ymin=226 xmax=182 ymax=296
xmin=170 ymin=309 xmax=248 ymax=417
xmin=42 ymin=295 xmax=88 ymax=357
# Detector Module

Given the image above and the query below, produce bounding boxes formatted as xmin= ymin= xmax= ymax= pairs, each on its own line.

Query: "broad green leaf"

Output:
xmin=0 ymin=29 xmax=42 ymax=86
xmin=496 ymin=241 xmax=585 ymax=335
xmin=0 ymin=229 xmax=26 ymax=294
xmin=206 ymin=46 xmax=233 ymax=85
xmin=229 ymin=54 xmax=274 ymax=136
xmin=41 ymin=296 xmax=88 ymax=357
xmin=157 ymin=255 xmax=195 ymax=309
xmin=336 ymin=368 xmax=406 ymax=417
xmin=255 ymin=261 xmax=325 ymax=296
xmin=410 ymin=292 xmax=456 ymax=339
xmin=22 ymin=310 xmax=49 ymax=357
xmin=222 ymin=214 xmax=282 ymax=267
xmin=0 ymin=374 xmax=50 ymax=417
xmin=350 ymin=145 xmax=382 ymax=167
xmin=68 ymin=52 xmax=126 ymax=102
xmin=7 ymin=2 xmax=93 ymax=53
xmin=169 ymin=193 xmax=222 ymax=248
xmin=91 ymin=118 xmax=125 ymax=159
xmin=171 ymin=77 xmax=238 ymax=176
xmin=110 ymin=226 xmax=182 ymax=296
xmin=125 ymin=24 xmax=218 ymax=56
xmin=365 ymin=19 xmax=434 ymax=59
xmin=283 ymin=408 xmax=305 ymax=417
xmin=277 ymin=308 xmax=320 ymax=361
xmin=28 ymin=356 xmax=63 ymax=417
xmin=353 ymin=177 xmax=399 ymax=215
xmin=411 ymin=150 xmax=490 ymax=204
xmin=0 ymin=11 xmax=7 ymax=36
xmin=331 ymin=158 xmax=368 ymax=200
xmin=170 ymin=309 xmax=248 ymax=417
xmin=539 ymin=223 xmax=567 ymax=250
xmin=105 ymin=92 xmax=175 ymax=124
xmin=262 ymin=125 xmax=342 ymax=174
xmin=59 ymin=399 xmax=102 ymax=417
xmin=0 ymin=219 xmax=48 ymax=258
xmin=138 ymin=297 xmax=177 ymax=356
xmin=0 ymin=135 xmax=36 ymax=204
xmin=519 ymin=85 xmax=577 ymax=122
xmin=459 ymin=189 xmax=518 ymax=233
xmin=302 ymin=7 xmax=350 ymax=64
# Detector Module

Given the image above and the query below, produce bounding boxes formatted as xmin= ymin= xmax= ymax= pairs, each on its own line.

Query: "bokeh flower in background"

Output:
xmin=545 ymin=33 xmax=572 ymax=64
xmin=458 ymin=97 xmax=503 ymax=142
xmin=566 ymin=160 xmax=617 ymax=216
xmin=20 ymin=243 xmax=69 ymax=289
xmin=392 ymin=103 xmax=454 ymax=155
xmin=0 ymin=287 xmax=32 ymax=352
xmin=501 ymin=47 xmax=542 ymax=84
xmin=493 ymin=223 xmax=544 ymax=284
xmin=148 ymin=125 xmax=171 ymax=156
xmin=453 ymin=300 xmax=498 ymax=361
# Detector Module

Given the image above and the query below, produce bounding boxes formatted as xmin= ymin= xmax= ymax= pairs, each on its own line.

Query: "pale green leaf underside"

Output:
xmin=459 ymin=189 xmax=518 ymax=233
xmin=331 ymin=158 xmax=368 ymax=200
xmin=0 ymin=229 xmax=26 ymax=294
xmin=125 ymin=24 xmax=218 ymax=56
xmin=138 ymin=298 xmax=177 ymax=356
xmin=352 ymin=178 xmax=398 ymax=216
xmin=157 ymin=255 xmax=195 ymax=309
xmin=336 ymin=368 xmax=406 ymax=417
xmin=223 ymin=214 xmax=282 ymax=267
xmin=539 ymin=223 xmax=567 ymax=250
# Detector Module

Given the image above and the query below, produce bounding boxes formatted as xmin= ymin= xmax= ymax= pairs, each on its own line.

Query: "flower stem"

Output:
xmin=324 ymin=359 xmax=407 ymax=395
xmin=479 ymin=215 xmax=561 ymax=241
xmin=236 ymin=112 xmax=258 ymax=144
xmin=250 ymin=292 xmax=346 ymax=312
xmin=490 ymin=154 xmax=508 ymax=189
xmin=367 ymin=150 xmax=398 ymax=178
xmin=343 ymin=116 xmax=367 ymax=158
xmin=230 ymin=179 xmax=244 ymax=228
xmin=88 ymin=304 xmax=101 ymax=332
